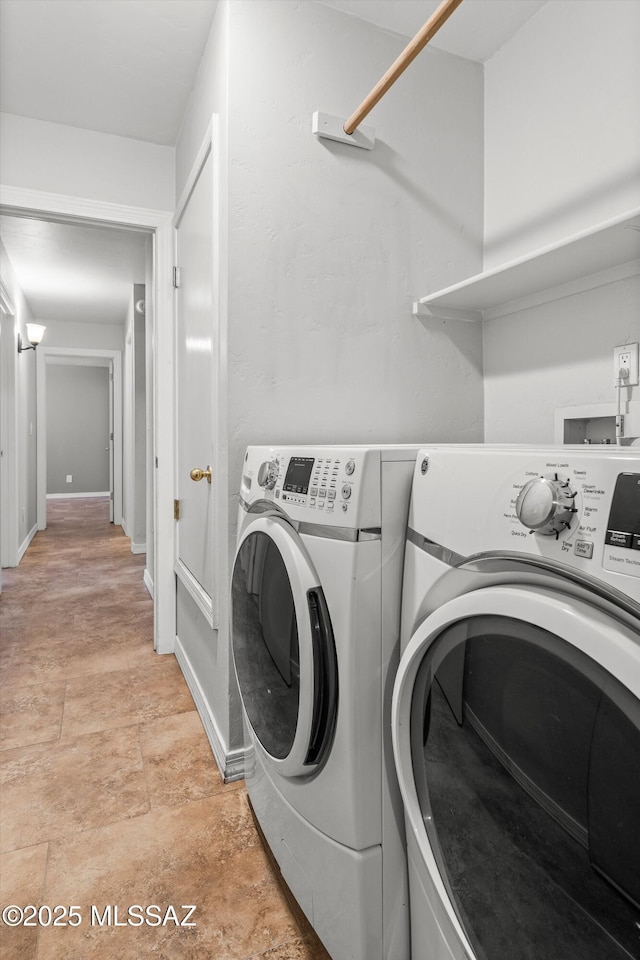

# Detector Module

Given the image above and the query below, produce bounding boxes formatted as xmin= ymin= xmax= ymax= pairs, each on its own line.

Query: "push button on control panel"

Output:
xmin=341 ymin=483 xmax=352 ymax=500
xmin=574 ymin=541 xmax=594 ymax=559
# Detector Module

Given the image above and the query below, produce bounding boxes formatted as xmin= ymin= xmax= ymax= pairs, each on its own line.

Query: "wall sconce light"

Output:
xmin=18 ymin=323 xmax=46 ymax=353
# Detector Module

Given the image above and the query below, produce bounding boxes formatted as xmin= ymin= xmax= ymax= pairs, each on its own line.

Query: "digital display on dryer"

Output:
xmin=283 ymin=457 xmax=315 ymax=494
xmin=605 ymin=473 xmax=640 ymax=550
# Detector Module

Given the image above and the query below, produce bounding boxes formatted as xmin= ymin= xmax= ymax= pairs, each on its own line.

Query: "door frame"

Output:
xmin=36 ymin=348 xmax=122 ymax=525
xmin=172 ymin=114 xmax=228 ymax=635
xmin=173 ymin=131 xmax=216 ymax=627
xmin=0 ymin=185 xmax=175 ymax=654
xmin=0 ymin=279 xmax=18 ymax=570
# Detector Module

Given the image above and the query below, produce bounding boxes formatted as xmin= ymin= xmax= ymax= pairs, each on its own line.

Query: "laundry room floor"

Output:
xmin=0 ymin=498 xmax=331 ymax=960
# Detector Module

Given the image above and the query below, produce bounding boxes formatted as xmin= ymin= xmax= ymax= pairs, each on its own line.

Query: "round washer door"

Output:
xmin=231 ymin=515 xmax=338 ymax=778
xmin=392 ymin=584 xmax=640 ymax=960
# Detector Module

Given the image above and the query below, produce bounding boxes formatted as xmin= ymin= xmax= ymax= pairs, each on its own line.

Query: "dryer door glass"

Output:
xmin=232 ymin=527 xmax=337 ymax=768
xmin=410 ymin=615 xmax=640 ymax=960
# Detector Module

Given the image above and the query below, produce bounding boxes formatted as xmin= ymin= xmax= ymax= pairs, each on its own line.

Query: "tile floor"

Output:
xmin=0 ymin=498 xmax=331 ymax=960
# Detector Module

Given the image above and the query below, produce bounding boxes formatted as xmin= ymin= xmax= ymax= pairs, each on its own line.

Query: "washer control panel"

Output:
xmin=243 ymin=447 xmax=377 ymax=526
xmin=412 ymin=447 xmax=640 ymax=593
xmin=279 ymin=454 xmax=357 ymax=514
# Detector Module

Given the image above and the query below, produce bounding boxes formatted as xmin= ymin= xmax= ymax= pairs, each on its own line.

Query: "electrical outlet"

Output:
xmin=66 ymin=474 xmax=73 ymax=483
xmin=613 ymin=342 xmax=639 ymax=385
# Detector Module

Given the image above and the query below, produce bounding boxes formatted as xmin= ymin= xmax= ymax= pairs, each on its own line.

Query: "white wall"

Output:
xmin=0 ymin=114 xmax=175 ymax=211
xmin=41 ymin=319 xmax=124 ymax=352
xmin=484 ymin=275 xmax=640 ymax=442
xmin=484 ymin=0 xmax=640 ymax=266
xmin=122 ymin=285 xmax=147 ymax=550
xmin=133 ymin=287 xmax=147 ymax=549
xmin=0 ymin=241 xmax=37 ymax=561
xmin=175 ymin=2 xmax=229 ymax=205
xmin=482 ymin=0 xmax=640 ymax=443
xmin=226 ymin=0 xmax=484 ymax=531
xmin=175 ymin=0 xmax=485 ymax=767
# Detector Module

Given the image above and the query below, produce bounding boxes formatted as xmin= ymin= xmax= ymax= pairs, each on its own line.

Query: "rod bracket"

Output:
xmin=312 ymin=112 xmax=375 ymax=150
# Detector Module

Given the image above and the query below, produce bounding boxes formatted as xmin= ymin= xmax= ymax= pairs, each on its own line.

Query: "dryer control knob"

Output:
xmin=258 ymin=460 xmax=278 ymax=490
xmin=515 ymin=475 xmax=577 ymax=537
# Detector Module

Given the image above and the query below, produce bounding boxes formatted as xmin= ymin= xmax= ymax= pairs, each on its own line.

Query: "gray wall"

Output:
xmin=46 ymin=363 xmax=110 ymax=495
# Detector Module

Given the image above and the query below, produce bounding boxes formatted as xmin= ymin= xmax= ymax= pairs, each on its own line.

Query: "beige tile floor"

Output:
xmin=0 ymin=498 xmax=331 ymax=960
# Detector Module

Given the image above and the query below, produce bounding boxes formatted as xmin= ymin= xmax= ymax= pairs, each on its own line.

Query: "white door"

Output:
xmin=174 ymin=146 xmax=216 ymax=618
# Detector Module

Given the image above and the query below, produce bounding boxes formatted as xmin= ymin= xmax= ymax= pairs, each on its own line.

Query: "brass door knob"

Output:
xmin=190 ymin=466 xmax=212 ymax=484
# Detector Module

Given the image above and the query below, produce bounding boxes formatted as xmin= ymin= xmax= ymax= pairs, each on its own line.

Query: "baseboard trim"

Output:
xmin=143 ymin=568 xmax=154 ymax=598
xmin=130 ymin=540 xmax=146 ymax=555
xmin=174 ymin=635 xmax=245 ymax=782
xmin=47 ymin=492 xmax=110 ymax=499
xmin=18 ymin=523 xmax=38 ymax=562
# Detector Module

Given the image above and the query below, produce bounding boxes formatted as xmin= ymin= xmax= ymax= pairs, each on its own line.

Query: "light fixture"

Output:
xmin=18 ymin=323 xmax=46 ymax=353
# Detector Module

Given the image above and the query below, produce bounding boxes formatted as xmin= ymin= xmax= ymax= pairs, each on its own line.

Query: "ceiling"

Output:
xmin=0 ymin=0 xmax=549 ymax=147
xmin=0 ymin=0 xmax=548 ymax=328
xmin=0 ymin=216 xmax=148 ymax=326
xmin=318 ymin=1 xmax=547 ymax=63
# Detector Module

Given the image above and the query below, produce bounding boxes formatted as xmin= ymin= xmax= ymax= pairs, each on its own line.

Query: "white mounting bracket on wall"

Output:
xmin=312 ymin=111 xmax=375 ymax=150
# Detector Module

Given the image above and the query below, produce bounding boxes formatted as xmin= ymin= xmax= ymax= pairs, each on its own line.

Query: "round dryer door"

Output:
xmin=231 ymin=515 xmax=338 ymax=778
xmin=392 ymin=585 xmax=640 ymax=960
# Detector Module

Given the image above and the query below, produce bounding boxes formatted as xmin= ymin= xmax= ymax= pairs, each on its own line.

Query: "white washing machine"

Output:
xmin=391 ymin=445 xmax=640 ymax=960
xmin=231 ymin=444 xmax=421 ymax=960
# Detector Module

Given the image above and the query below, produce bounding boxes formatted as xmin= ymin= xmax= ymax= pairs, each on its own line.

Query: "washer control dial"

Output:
xmin=258 ymin=459 xmax=279 ymax=490
xmin=345 ymin=459 xmax=356 ymax=476
xmin=341 ymin=483 xmax=352 ymax=500
xmin=516 ymin=475 xmax=577 ymax=537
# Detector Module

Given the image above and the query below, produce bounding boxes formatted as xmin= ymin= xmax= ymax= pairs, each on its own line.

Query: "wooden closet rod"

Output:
xmin=343 ymin=0 xmax=465 ymax=136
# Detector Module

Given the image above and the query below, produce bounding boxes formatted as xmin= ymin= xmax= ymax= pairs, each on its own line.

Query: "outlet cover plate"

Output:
xmin=613 ymin=342 xmax=639 ymax=385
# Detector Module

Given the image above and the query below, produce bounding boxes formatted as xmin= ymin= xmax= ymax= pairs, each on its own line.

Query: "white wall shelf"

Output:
xmin=413 ymin=209 xmax=640 ymax=323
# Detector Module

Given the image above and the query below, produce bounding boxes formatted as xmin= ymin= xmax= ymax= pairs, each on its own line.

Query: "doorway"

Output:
xmin=0 ymin=186 xmax=175 ymax=653
xmin=37 ymin=348 xmax=123 ymax=528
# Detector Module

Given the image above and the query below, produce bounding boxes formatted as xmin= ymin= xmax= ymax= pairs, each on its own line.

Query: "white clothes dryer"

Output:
xmin=391 ymin=445 xmax=640 ymax=960
xmin=231 ymin=444 xmax=421 ymax=960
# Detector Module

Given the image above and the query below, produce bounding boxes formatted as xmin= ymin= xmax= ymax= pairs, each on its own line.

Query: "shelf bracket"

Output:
xmin=413 ymin=300 xmax=482 ymax=323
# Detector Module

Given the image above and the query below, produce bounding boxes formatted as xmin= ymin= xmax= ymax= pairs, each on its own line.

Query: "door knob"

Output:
xmin=190 ymin=466 xmax=212 ymax=484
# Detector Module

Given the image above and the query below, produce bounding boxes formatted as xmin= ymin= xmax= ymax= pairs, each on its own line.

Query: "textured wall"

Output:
xmin=482 ymin=0 xmax=640 ymax=443
xmin=174 ymin=0 xmax=485 ymax=765
xmin=226 ymin=0 xmax=485 ymax=540
xmin=483 ymin=275 xmax=640 ymax=443
xmin=484 ymin=0 xmax=640 ymax=267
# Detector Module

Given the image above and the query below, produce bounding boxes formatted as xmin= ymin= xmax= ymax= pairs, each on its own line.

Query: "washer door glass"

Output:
xmin=393 ymin=587 xmax=640 ymax=960
xmin=231 ymin=516 xmax=338 ymax=775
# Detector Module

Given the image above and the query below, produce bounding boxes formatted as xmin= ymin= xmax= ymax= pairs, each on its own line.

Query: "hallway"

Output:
xmin=0 ymin=499 xmax=330 ymax=959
